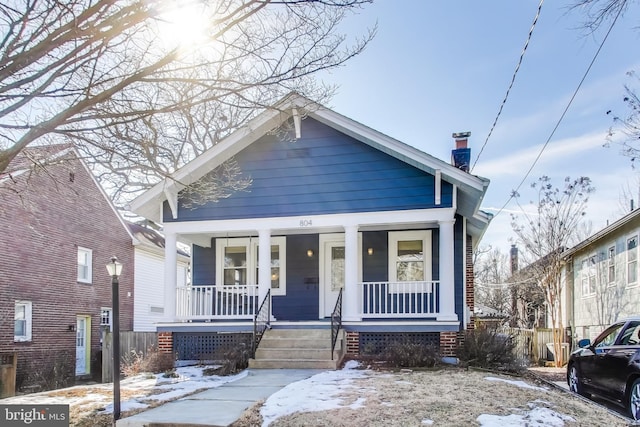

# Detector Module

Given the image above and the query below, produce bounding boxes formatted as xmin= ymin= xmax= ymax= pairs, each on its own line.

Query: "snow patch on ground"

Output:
xmin=485 ymin=376 xmax=548 ymax=391
xmin=260 ymin=361 xmax=369 ymax=427
xmin=477 ymin=404 xmax=575 ymax=427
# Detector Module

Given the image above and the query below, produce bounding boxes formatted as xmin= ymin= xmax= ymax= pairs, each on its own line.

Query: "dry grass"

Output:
xmin=232 ymin=368 xmax=631 ymax=427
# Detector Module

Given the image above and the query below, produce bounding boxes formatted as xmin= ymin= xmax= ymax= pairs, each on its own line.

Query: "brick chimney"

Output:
xmin=510 ymin=244 xmax=518 ymax=275
xmin=451 ymin=132 xmax=471 ymax=172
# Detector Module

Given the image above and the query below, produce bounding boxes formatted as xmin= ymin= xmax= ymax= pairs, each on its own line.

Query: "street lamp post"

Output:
xmin=106 ymin=256 xmax=123 ymax=426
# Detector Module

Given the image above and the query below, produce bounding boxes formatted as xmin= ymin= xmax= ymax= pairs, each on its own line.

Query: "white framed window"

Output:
xmin=628 ymin=235 xmax=638 ymax=286
xmin=608 ymin=246 xmax=616 ymax=285
xmin=77 ymin=247 xmax=93 ymax=283
xmin=253 ymin=238 xmax=287 ymax=296
xmin=388 ymin=230 xmax=432 ymax=292
xmin=216 ymin=237 xmax=287 ymax=295
xmin=14 ymin=301 xmax=32 ymax=342
xmin=581 ymin=255 xmax=596 ymax=296
xmin=100 ymin=307 xmax=112 ymax=332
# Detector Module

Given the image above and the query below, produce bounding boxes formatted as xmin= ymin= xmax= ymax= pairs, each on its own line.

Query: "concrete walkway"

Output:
xmin=116 ymin=369 xmax=324 ymax=427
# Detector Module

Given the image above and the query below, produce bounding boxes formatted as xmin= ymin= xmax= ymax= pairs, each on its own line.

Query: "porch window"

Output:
xmin=388 ymin=230 xmax=432 ymax=289
xmin=608 ymin=246 xmax=616 ymax=285
xmin=223 ymin=245 xmax=247 ymax=286
xmin=216 ymin=237 xmax=286 ymax=295
xmin=628 ymin=235 xmax=638 ymax=286
xmin=14 ymin=301 xmax=32 ymax=342
xmin=255 ymin=241 xmax=287 ymax=296
xmin=77 ymin=247 xmax=92 ymax=284
xmin=581 ymin=255 xmax=596 ymax=296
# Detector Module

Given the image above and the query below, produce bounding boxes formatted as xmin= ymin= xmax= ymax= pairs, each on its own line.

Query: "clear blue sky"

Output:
xmin=318 ymin=0 xmax=640 ymax=252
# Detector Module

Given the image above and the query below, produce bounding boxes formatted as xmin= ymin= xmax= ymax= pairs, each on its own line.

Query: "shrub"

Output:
xmin=383 ymin=338 xmax=440 ymax=368
xmin=203 ymin=342 xmax=250 ymax=376
xmin=121 ymin=346 xmax=175 ymax=377
xmin=457 ymin=326 xmax=521 ymax=371
xmin=20 ymin=350 xmax=74 ymax=392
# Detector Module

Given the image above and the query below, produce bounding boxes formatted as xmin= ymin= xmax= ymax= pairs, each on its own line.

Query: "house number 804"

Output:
xmin=299 ymin=219 xmax=312 ymax=227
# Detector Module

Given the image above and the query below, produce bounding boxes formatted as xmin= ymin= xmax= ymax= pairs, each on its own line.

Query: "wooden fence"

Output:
xmin=102 ymin=332 xmax=158 ymax=383
xmin=500 ymin=327 xmax=570 ymax=365
xmin=0 ymin=352 xmax=17 ymax=398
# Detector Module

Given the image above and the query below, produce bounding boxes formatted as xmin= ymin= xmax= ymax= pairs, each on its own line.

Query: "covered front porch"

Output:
xmin=159 ymin=207 xmax=463 ymax=328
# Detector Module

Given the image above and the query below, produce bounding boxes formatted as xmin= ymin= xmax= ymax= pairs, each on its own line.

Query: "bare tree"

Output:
xmin=569 ymin=1 xmax=640 ymax=167
xmin=0 ymin=0 xmax=375 ymax=204
xmin=510 ymin=176 xmax=595 ymax=367
xmin=474 ymin=246 xmax=512 ymax=316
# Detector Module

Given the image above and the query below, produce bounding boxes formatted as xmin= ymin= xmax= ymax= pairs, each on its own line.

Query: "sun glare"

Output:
xmin=155 ymin=2 xmax=211 ymax=50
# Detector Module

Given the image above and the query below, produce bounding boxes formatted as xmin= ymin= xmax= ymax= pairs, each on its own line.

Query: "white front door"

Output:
xmin=322 ymin=237 xmax=345 ymax=317
xmin=75 ymin=316 xmax=90 ymax=375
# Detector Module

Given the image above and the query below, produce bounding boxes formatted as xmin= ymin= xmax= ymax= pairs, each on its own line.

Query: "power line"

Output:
xmin=489 ymin=4 xmax=624 ymax=221
xmin=471 ymin=0 xmax=544 ymax=172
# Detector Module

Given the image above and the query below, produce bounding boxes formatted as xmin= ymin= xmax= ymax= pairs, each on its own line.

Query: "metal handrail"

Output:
xmin=330 ymin=288 xmax=343 ymax=360
xmin=252 ymin=289 xmax=271 ymax=358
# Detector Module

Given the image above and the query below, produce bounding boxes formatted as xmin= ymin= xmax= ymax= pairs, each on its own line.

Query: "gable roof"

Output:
xmin=562 ymin=208 xmax=640 ymax=259
xmin=2 ymin=143 xmax=135 ymax=242
xmin=129 ymin=93 xmax=491 ymax=238
xmin=128 ymin=221 xmax=190 ymax=259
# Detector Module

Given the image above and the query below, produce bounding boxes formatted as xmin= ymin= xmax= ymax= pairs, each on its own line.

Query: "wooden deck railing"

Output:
xmin=359 ymin=281 xmax=439 ymax=317
xmin=176 ymin=284 xmax=259 ymax=320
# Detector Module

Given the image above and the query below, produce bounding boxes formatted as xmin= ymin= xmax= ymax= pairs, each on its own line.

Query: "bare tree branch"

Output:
xmin=0 ymin=0 xmax=375 ymax=205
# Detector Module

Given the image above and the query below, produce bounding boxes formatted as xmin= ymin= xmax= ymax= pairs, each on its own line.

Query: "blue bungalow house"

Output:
xmin=129 ymin=93 xmax=491 ymax=368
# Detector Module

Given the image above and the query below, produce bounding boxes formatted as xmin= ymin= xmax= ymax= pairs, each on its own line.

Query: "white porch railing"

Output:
xmin=359 ymin=281 xmax=440 ymax=318
xmin=176 ymin=285 xmax=259 ymax=320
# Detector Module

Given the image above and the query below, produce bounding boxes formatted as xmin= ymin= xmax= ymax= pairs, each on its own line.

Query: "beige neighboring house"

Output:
xmin=561 ymin=208 xmax=640 ymax=344
xmin=128 ymin=222 xmax=190 ymax=332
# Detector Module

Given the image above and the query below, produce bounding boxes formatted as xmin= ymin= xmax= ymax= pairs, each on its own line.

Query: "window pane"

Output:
xmin=331 ymin=247 xmax=345 ymax=292
xmin=224 ymin=268 xmax=246 ymax=286
xmin=14 ymin=319 xmax=25 ymax=336
xmin=224 ymin=246 xmax=246 ymax=267
xmin=630 ymin=261 xmax=638 ymax=284
xmin=15 ymin=305 xmax=25 ymax=320
xmin=397 ymin=240 xmax=424 ymax=281
xmin=397 ymin=261 xmax=424 ymax=281
xmin=397 ymin=240 xmax=423 ymax=260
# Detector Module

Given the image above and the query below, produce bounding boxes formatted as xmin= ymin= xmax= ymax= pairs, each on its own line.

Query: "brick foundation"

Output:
xmin=439 ymin=331 xmax=458 ymax=357
xmin=158 ymin=332 xmax=173 ymax=353
xmin=346 ymin=331 xmax=359 ymax=355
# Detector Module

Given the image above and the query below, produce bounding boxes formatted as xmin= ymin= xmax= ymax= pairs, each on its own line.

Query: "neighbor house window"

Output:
xmin=216 ymin=237 xmax=287 ymax=295
xmin=581 ymin=255 xmax=597 ymax=296
xmin=608 ymin=246 xmax=616 ymax=285
xmin=14 ymin=301 xmax=32 ymax=342
xmin=628 ymin=235 xmax=638 ymax=286
xmin=388 ymin=231 xmax=432 ymax=291
xmin=100 ymin=307 xmax=112 ymax=332
xmin=77 ymin=247 xmax=93 ymax=283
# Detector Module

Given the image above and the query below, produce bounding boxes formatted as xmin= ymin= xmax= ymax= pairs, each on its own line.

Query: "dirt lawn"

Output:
xmin=232 ymin=368 xmax=631 ymax=427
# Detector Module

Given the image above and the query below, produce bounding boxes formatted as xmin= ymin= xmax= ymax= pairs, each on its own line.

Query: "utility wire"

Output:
xmin=471 ymin=0 xmax=544 ymax=172
xmin=490 ymin=4 xmax=624 ymax=221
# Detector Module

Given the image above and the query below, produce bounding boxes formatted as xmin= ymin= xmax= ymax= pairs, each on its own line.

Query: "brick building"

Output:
xmin=0 ymin=145 xmax=134 ymax=391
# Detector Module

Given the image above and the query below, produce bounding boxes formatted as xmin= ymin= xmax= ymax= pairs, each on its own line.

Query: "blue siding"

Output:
xmin=362 ymin=231 xmax=388 ymax=282
xmin=165 ymin=117 xmax=453 ymax=222
xmin=192 ymin=242 xmax=215 ymax=285
xmin=272 ymin=234 xmax=319 ymax=320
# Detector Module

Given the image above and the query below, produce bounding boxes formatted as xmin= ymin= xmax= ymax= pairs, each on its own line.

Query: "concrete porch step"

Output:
xmin=250 ymin=327 xmax=344 ymax=370
xmin=248 ymin=358 xmax=339 ymax=370
xmin=255 ymin=347 xmax=340 ymax=360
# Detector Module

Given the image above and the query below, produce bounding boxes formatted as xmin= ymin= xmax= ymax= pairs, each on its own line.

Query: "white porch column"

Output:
xmin=438 ymin=219 xmax=457 ymax=321
xmin=164 ymin=231 xmax=177 ymax=322
xmin=258 ymin=229 xmax=272 ymax=303
xmin=343 ymin=225 xmax=360 ymax=321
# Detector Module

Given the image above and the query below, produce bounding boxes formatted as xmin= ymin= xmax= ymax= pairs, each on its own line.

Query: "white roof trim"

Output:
xmin=129 ymin=93 xmax=490 ymax=230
